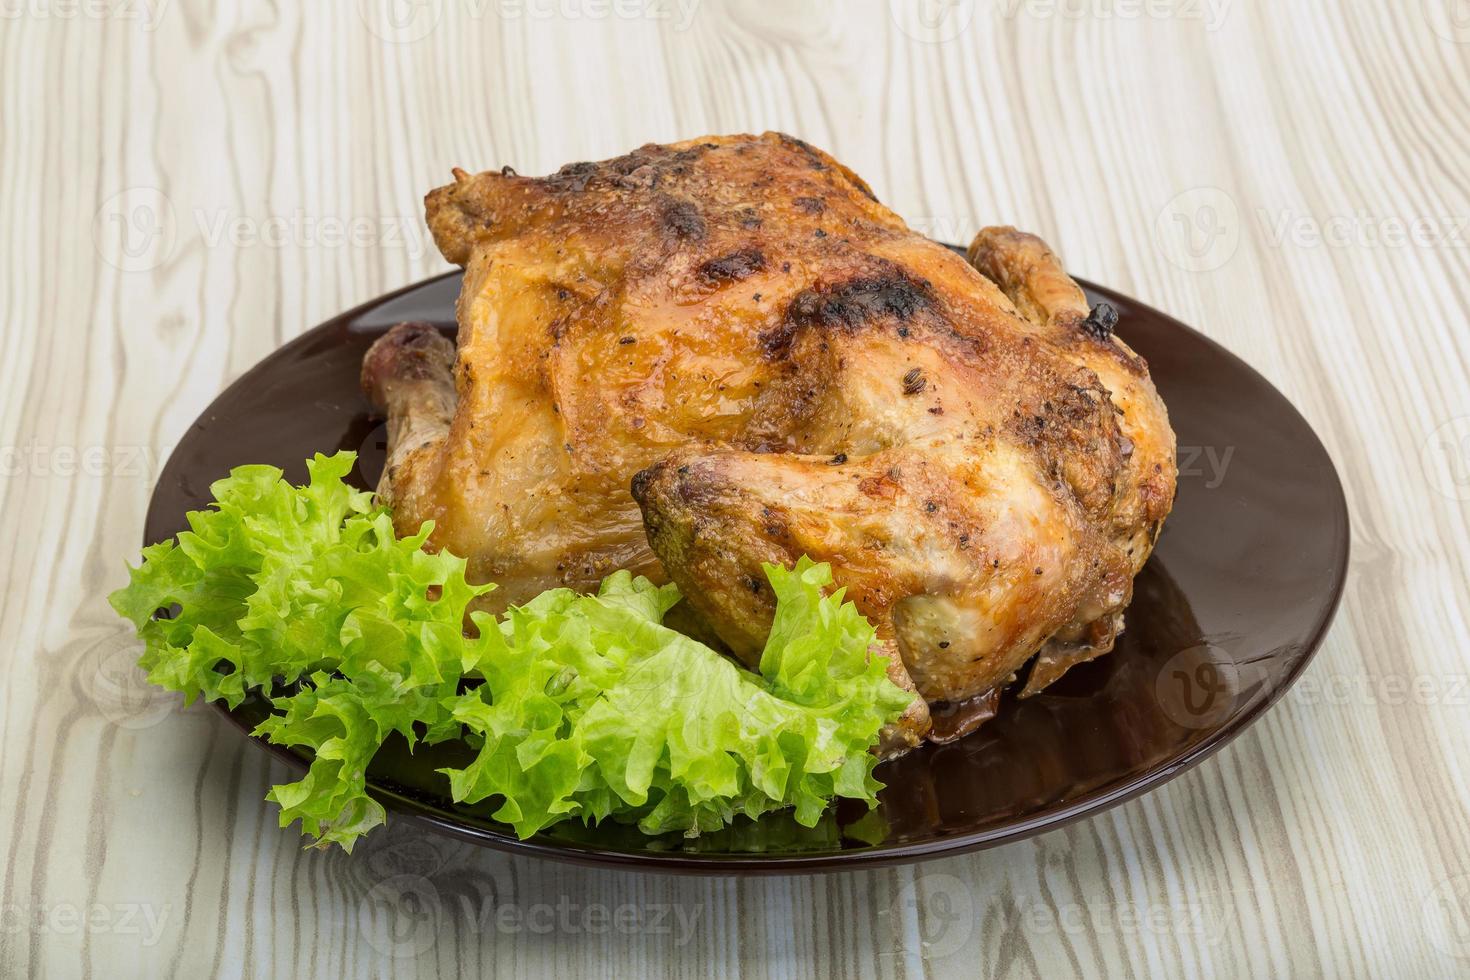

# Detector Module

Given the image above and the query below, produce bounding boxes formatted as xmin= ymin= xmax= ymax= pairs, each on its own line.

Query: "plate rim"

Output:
xmin=156 ymin=269 xmax=1350 ymax=875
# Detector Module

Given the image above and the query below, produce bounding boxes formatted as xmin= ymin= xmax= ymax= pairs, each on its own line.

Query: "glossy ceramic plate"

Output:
xmin=143 ymin=261 xmax=1349 ymax=874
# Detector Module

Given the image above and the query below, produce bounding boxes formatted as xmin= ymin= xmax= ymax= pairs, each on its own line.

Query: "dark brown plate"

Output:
xmin=143 ymin=264 xmax=1349 ymax=874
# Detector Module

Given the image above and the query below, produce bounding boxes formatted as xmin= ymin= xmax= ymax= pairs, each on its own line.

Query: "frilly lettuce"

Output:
xmin=110 ymin=452 xmax=913 ymax=849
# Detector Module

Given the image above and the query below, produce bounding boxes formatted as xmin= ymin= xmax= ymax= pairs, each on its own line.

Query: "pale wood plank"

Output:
xmin=2 ymin=2 xmax=1467 ymax=976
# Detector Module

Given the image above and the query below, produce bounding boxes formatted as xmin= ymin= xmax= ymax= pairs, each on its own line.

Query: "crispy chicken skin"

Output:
xmin=362 ymin=133 xmax=1177 ymax=754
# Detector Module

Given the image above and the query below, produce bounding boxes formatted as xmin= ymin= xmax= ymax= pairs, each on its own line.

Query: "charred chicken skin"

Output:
xmin=362 ymin=133 xmax=1177 ymax=754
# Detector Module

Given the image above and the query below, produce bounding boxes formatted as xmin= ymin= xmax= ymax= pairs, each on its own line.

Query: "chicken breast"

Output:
xmin=362 ymin=133 xmax=1177 ymax=754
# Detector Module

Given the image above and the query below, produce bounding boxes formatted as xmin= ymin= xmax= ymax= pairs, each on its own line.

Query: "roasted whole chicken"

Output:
xmin=362 ymin=133 xmax=1177 ymax=754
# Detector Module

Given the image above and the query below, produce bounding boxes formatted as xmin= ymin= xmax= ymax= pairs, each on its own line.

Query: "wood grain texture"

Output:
xmin=3 ymin=1 xmax=1468 ymax=975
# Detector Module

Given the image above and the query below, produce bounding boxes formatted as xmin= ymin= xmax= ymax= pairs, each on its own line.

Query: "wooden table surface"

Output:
xmin=4 ymin=1 xmax=1469 ymax=976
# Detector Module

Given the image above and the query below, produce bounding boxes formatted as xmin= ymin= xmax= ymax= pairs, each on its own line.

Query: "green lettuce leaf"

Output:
xmin=110 ymin=451 xmax=913 ymax=850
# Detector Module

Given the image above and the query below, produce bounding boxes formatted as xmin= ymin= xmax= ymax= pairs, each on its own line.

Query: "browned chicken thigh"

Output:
xmin=362 ymin=133 xmax=1177 ymax=754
